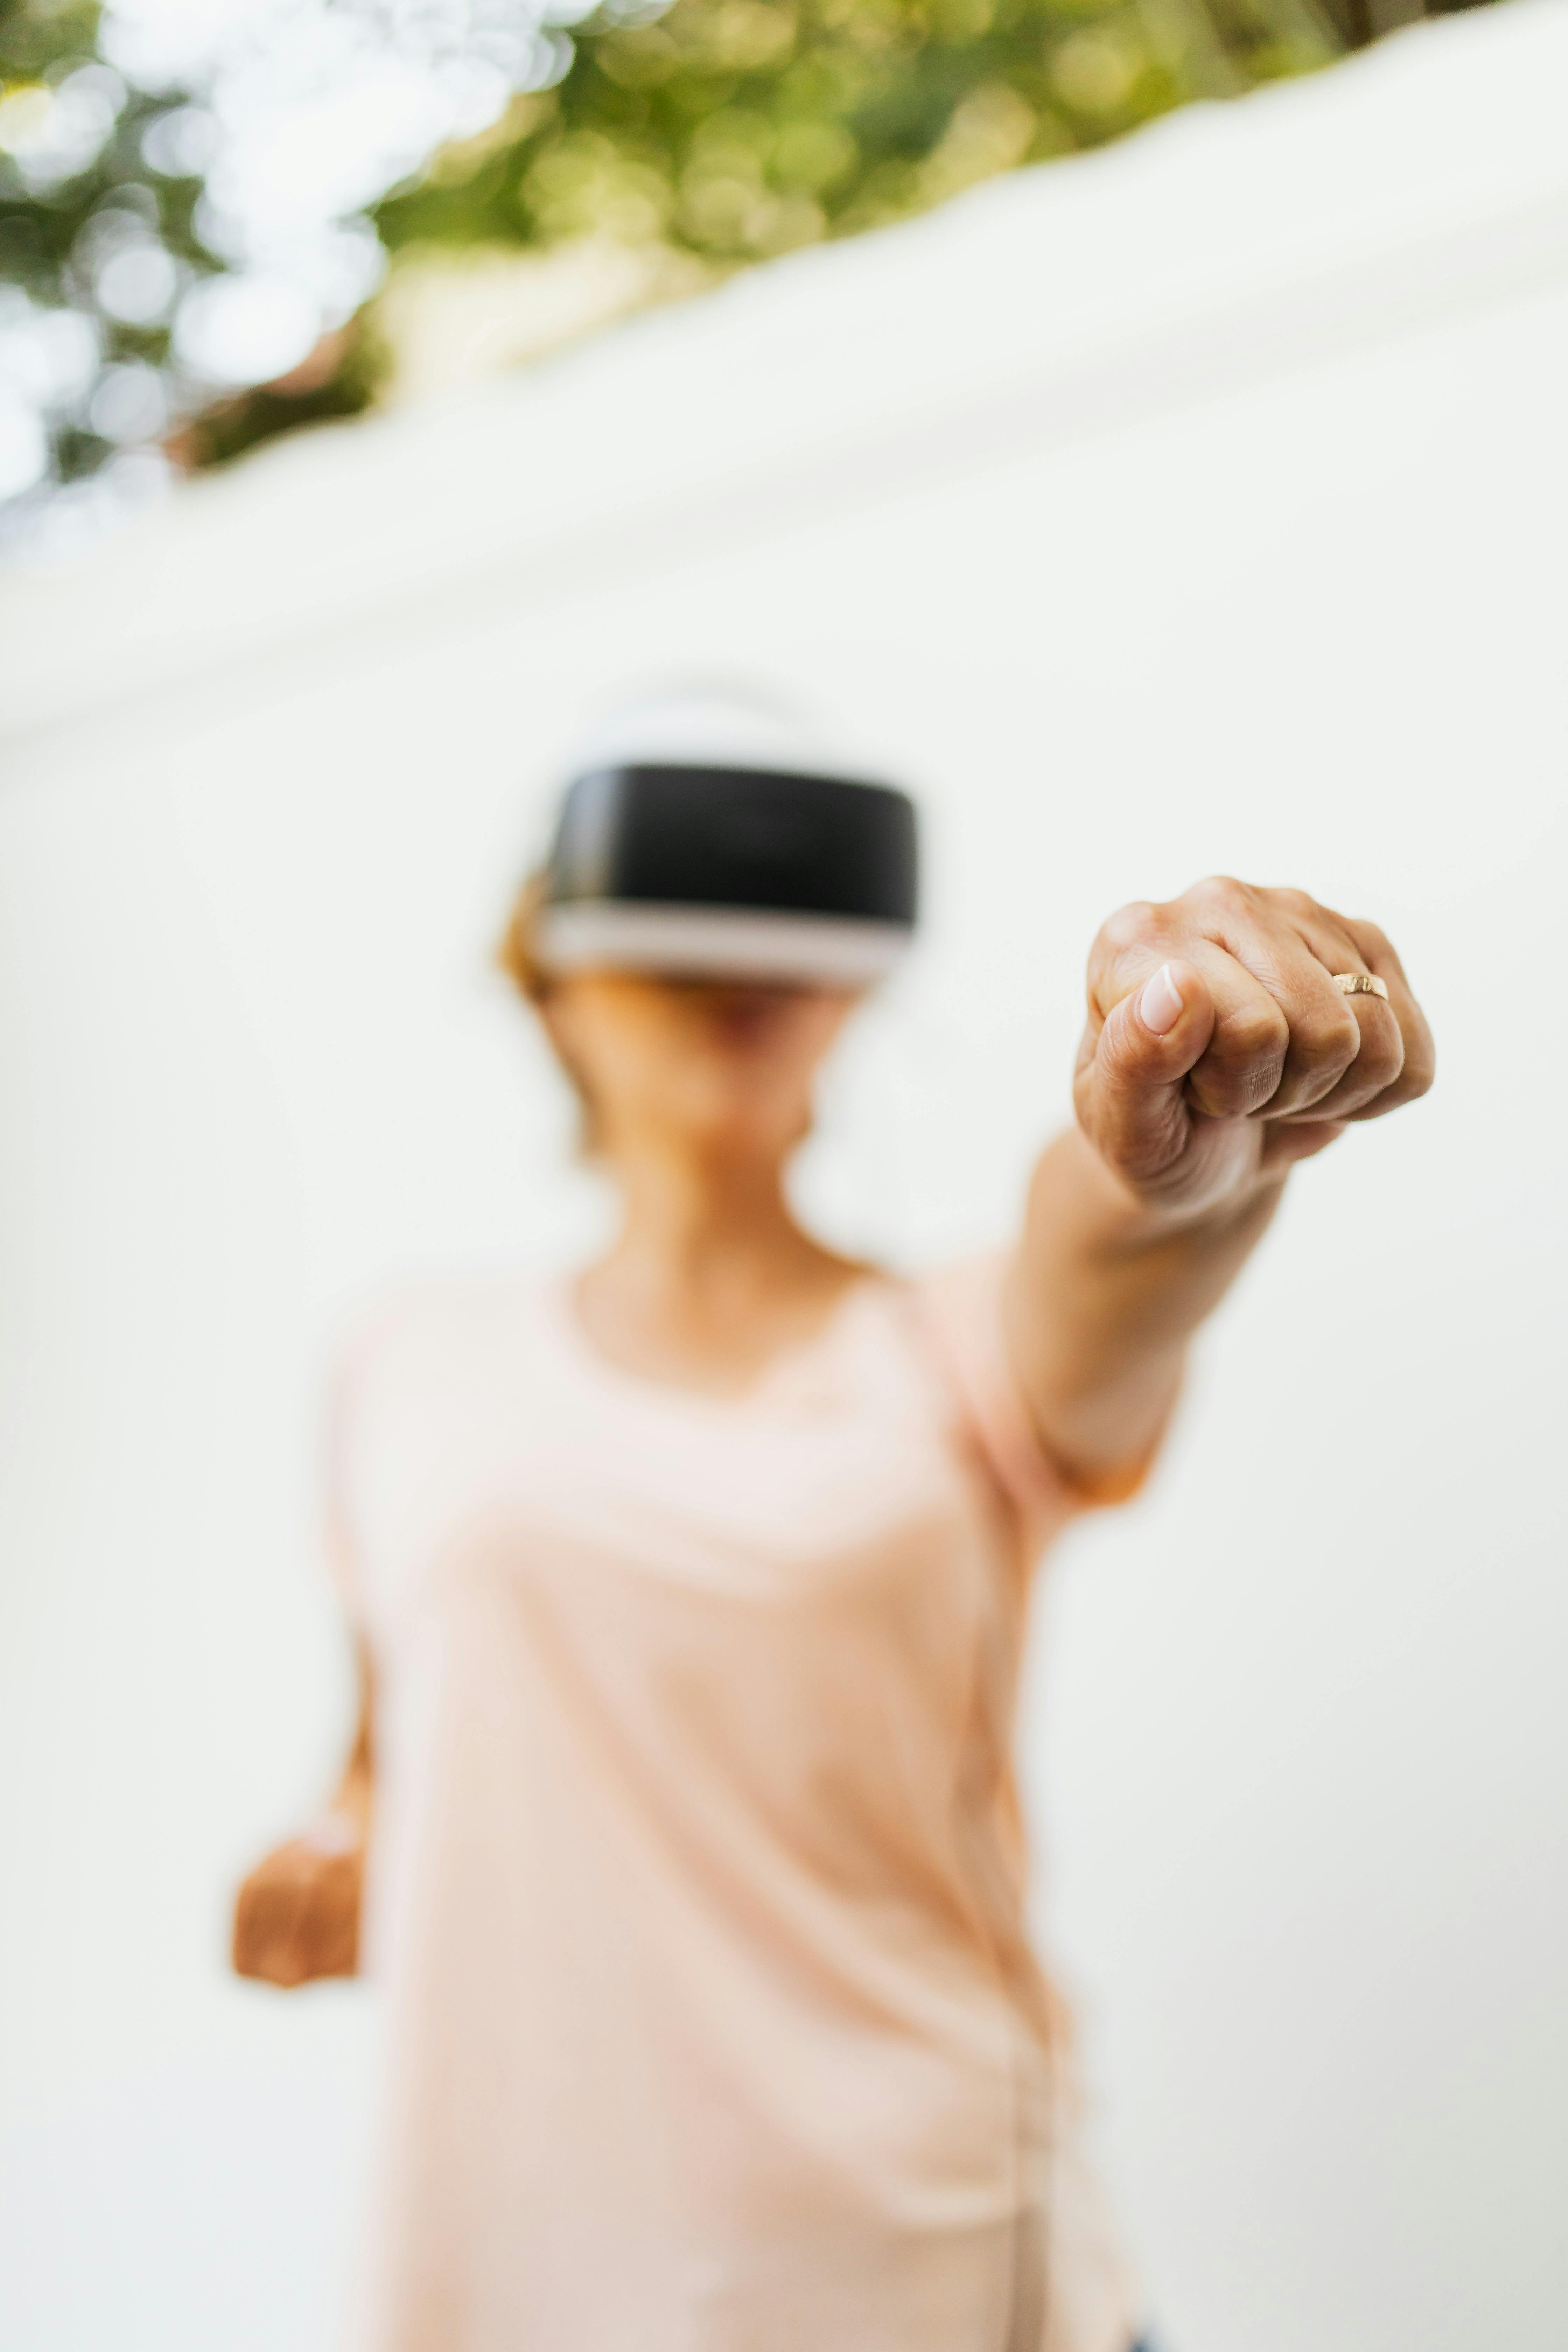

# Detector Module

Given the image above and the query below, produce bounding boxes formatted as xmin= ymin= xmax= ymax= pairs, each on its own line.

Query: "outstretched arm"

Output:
xmin=1007 ymin=877 xmax=1435 ymax=1494
xmin=232 ymin=1637 xmax=374 ymax=1988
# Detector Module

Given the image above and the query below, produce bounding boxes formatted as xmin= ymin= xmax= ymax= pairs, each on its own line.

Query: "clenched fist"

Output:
xmin=1076 ymin=877 xmax=1434 ymax=1214
xmin=232 ymin=1816 xmax=363 ymax=1989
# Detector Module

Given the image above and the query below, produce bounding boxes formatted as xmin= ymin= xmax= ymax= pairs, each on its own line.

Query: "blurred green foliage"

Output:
xmin=381 ymin=0 xmax=1337 ymax=271
xmin=2 ymin=0 xmax=1347 ymax=498
xmin=0 ymin=0 xmax=202 ymax=483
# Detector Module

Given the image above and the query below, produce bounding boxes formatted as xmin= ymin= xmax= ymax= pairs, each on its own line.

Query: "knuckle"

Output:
xmin=1195 ymin=1007 xmax=1288 ymax=1111
xmin=1190 ymin=1070 xmax=1266 ymax=1117
xmin=1098 ymin=899 xmax=1161 ymax=954
xmin=1346 ymin=1054 xmax=1400 ymax=1105
xmin=1355 ymin=1022 xmax=1405 ymax=1090
xmin=1223 ymin=1001 xmax=1290 ymax=1066
xmin=1292 ymin=1007 xmax=1361 ymax=1072
xmin=1188 ymin=873 xmax=1250 ymax=916
xmin=1390 ymin=1042 xmax=1436 ymax=1105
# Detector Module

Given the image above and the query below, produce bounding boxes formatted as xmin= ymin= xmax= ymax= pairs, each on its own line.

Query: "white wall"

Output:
xmin=1 ymin=11 xmax=1565 ymax=2346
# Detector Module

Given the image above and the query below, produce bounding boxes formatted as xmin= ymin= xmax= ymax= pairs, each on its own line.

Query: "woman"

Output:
xmin=234 ymin=707 xmax=1433 ymax=2352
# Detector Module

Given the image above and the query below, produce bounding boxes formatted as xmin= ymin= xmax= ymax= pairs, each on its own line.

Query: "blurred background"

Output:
xmin=0 ymin=0 xmax=1496 ymax=553
xmin=1 ymin=0 xmax=1566 ymax=2346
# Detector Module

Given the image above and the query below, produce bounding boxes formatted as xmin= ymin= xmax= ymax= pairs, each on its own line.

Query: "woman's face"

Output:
xmin=543 ymin=972 xmax=860 ymax=1163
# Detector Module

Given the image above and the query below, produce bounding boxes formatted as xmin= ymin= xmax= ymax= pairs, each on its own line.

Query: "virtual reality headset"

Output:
xmin=536 ymin=761 xmax=920 ymax=986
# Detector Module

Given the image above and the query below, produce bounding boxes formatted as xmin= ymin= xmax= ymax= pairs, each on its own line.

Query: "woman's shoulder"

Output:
xmin=325 ymin=1265 xmax=561 ymax=1399
xmin=890 ymin=1249 xmax=1090 ymax=1547
xmin=865 ymin=1248 xmax=1009 ymax=1337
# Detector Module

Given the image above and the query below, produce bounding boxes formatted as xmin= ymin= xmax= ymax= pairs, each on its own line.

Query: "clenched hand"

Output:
xmin=1076 ymin=876 xmax=1435 ymax=1216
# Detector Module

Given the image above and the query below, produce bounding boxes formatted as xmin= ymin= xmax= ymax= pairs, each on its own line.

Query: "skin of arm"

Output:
xmin=1007 ymin=877 xmax=1435 ymax=1494
xmin=232 ymin=1639 xmax=374 ymax=1987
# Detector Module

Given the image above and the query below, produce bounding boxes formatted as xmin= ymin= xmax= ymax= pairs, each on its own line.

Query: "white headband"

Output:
xmin=535 ymin=901 xmax=911 ymax=986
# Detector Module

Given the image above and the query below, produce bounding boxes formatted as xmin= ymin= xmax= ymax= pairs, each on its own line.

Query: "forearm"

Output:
xmin=326 ymin=1638 xmax=376 ymax=1832
xmin=1006 ymin=1125 xmax=1287 ymax=1486
xmin=233 ymin=1637 xmax=374 ymax=1986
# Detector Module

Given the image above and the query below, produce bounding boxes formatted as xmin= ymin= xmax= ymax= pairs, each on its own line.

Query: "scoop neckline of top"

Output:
xmin=545 ymin=1265 xmax=903 ymax=1410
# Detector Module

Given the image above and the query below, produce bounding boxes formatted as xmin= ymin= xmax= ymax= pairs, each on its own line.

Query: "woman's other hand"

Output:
xmin=1074 ymin=877 xmax=1435 ymax=1217
xmin=232 ymin=1815 xmax=364 ymax=1988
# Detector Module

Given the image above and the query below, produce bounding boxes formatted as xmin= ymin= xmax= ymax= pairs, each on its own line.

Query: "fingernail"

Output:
xmin=1139 ymin=963 xmax=1184 ymax=1035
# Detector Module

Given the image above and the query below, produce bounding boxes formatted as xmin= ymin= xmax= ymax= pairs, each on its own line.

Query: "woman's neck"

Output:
xmin=576 ymin=1133 xmax=868 ymax=1387
xmin=607 ymin=1134 xmax=826 ymax=1296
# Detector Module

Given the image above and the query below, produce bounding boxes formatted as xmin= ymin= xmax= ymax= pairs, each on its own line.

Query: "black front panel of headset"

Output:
xmin=550 ymin=765 xmax=918 ymax=924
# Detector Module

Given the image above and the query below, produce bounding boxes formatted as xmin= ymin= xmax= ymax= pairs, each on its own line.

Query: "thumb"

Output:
xmin=1077 ymin=958 xmax=1216 ymax=1185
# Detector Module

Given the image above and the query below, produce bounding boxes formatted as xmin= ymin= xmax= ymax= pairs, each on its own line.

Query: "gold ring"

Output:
xmin=1332 ymin=972 xmax=1389 ymax=1000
